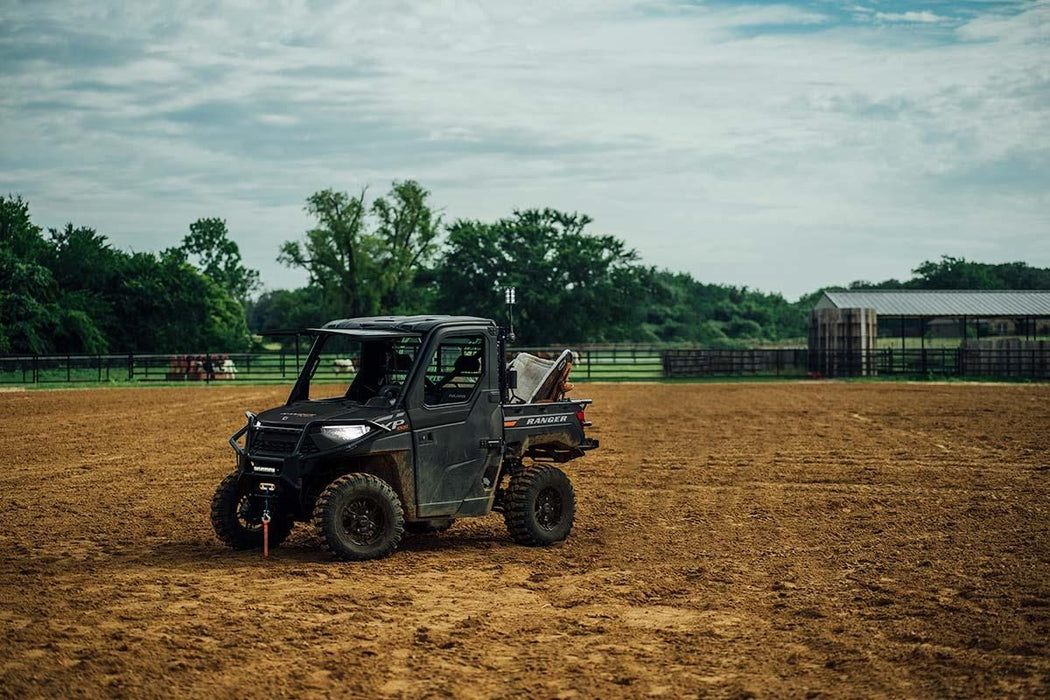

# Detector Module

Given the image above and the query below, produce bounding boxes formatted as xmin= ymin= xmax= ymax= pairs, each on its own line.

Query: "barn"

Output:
xmin=809 ymin=290 xmax=1050 ymax=377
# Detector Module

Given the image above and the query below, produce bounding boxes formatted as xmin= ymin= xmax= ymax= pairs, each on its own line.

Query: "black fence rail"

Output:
xmin=876 ymin=346 xmax=1050 ymax=379
xmin=509 ymin=346 xmax=664 ymax=381
xmin=664 ymin=347 xmax=1050 ymax=379
xmin=664 ymin=349 xmax=810 ymax=378
xmin=2 ymin=345 xmax=1048 ymax=385
xmin=0 ymin=352 xmax=311 ymax=385
xmin=0 ymin=347 xmax=669 ymax=385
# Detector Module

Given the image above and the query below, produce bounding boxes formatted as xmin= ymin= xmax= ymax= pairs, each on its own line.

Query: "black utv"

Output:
xmin=210 ymin=315 xmax=598 ymax=560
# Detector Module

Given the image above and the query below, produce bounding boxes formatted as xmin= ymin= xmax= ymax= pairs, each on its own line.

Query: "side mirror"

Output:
xmin=507 ymin=369 xmax=518 ymax=389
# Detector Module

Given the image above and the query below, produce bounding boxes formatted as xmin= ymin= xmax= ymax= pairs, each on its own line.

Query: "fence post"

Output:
xmin=280 ymin=350 xmax=285 ymax=378
xmin=97 ymin=354 xmax=102 ymax=382
xmin=128 ymin=352 xmax=134 ymax=381
xmin=33 ymin=355 xmax=38 ymax=384
xmin=587 ymin=350 xmax=591 ymax=380
xmin=66 ymin=354 xmax=71 ymax=383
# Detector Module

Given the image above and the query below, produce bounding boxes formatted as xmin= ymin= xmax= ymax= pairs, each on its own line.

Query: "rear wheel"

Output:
xmin=210 ymin=473 xmax=294 ymax=550
xmin=504 ymin=465 xmax=576 ymax=546
xmin=313 ymin=473 xmax=404 ymax=560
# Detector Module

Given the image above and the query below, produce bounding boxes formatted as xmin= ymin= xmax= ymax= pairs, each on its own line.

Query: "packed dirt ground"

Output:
xmin=1 ymin=382 xmax=1048 ymax=698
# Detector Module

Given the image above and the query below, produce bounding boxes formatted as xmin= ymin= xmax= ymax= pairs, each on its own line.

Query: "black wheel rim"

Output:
xmin=341 ymin=497 xmax=386 ymax=546
xmin=236 ymin=495 xmax=262 ymax=532
xmin=535 ymin=486 xmax=563 ymax=531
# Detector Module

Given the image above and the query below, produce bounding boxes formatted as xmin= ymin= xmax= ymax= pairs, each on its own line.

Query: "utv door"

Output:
xmin=407 ymin=327 xmax=502 ymax=518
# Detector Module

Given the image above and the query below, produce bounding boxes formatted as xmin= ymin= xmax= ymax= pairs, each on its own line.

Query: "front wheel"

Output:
xmin=313 ymin=473 xmax=404 ymax=560
xmin=504 ymin=465 xmax=576 ymax=546
xmin=210 ymin=473 xmax=294 ymax=550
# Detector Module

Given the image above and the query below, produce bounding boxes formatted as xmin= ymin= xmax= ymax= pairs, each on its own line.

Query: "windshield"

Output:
xmin=304 ymin=333 xmax=422 ymax=403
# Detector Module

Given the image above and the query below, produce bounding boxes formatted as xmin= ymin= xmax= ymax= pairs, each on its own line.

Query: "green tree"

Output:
xmin=180 ymin=217 xmax=260 ymax=305
xmin=279 ymin=188 xmax=373 ymax=317
xmin=638 ymin=270 xmax=808 ymax=346
xmin=911 ymin=256 xmax=998 ymax=289
xmin=114 ymin=249 xmax=250 ymax=352
xmin=248 ymin=286 xmax=329 ymax=336
xmin=278 ymin=181 xmax=440 ymax=319
xmin=0 ymin=196 xmax=52 ymax=352
xmin=370 ymin=180 xmax=442 ymax=312
xmin=909 ymin=256 xmax=1050 ymax=290
xmin=46 ymin=223 xmax=124 ymax=352
xmin=435 ymin=209 xmax=652 ymax=344
xmin=0 ymin=200 xmax=118 ymax=354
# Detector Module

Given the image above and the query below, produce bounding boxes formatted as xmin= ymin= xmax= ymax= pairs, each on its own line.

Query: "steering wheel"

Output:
xmin=377 ymin=384 xmax=400 ymax=402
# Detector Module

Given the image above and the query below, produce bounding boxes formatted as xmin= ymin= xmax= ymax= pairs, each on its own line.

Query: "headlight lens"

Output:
xmin=319 ymin=424 xmax=371 ymax=443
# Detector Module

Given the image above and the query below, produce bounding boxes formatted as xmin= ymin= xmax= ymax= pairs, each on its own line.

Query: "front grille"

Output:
xmin=250 ymin=429 xmax=319 ymax=455
xmin=254 ymin=437 xmax=295 ymax=454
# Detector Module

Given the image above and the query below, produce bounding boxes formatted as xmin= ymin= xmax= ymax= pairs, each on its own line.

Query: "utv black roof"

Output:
xmin=319 ymin=315 xmax=495 ymax=334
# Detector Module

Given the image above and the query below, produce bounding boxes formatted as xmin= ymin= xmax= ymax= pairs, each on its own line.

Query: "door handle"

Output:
xmin=480 ymin=439 xmax=501 ymax=449
xmin=420 ymin=432 xmax=434 ymax=442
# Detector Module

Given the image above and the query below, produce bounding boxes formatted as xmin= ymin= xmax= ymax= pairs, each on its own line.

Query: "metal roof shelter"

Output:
xmin=814 ymin=290 xmax=1050 ymax=317
xmin=813 ymin=289 xmax=1050 ymax=351
xmin=808 ymin=291 xmax=1050 ymax=377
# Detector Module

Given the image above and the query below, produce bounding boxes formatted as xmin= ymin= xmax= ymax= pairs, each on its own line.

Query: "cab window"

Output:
xmin=308 ymin=335 xmax=420 ymax=402
xmin=422 ymin=334 xmax=484 ymax=406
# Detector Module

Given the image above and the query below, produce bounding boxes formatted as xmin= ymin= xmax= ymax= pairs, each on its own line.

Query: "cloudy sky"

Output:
xmin=2 ymin=0 xmax=1047 ymax=299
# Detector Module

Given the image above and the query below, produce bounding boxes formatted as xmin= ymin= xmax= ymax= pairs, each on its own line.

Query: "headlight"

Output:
xmin=319 ymin=424 xmax=372 ymax=443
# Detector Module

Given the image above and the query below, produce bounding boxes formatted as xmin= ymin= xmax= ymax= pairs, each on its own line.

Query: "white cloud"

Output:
xmin=256 ymin=114 xmax=300 ymax=126
xmin=874 ymin=11 xmax=950 ymax=23
xmin=0 ymin=0 xmax=1047 ymax=298
xmin=703 ymin=4 xmax=829 ymax=26
xmin=957 ymin=0 xmax=1050 ymax=42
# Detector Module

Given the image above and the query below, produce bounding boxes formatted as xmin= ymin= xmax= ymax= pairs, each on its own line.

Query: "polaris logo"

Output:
xmin=523 ymin=415 xmax=569 ymax=426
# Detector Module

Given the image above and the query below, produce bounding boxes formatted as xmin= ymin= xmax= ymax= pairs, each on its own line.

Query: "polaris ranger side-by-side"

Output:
xmin=210 ymin=315 xmax=598 ymax=560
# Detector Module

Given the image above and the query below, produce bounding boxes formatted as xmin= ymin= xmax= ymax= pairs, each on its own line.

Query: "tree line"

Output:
xmin=2 ymin=185 xmax=1048 ymax=355
xmin=0 ymin=196 xmax=253 ymax=354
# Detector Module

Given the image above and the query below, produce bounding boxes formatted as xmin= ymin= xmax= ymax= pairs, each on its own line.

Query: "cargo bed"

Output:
xmin=502 ymin=399 xmax=598 ymax=462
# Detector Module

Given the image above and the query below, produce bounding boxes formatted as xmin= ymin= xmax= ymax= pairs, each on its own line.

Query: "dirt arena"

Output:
xmin=1 ymin=382 xmax=1048 ymax=698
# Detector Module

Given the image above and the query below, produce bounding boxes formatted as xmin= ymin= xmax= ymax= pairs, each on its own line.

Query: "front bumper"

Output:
xmin=230 ymin=423 xmax=303 ymax=491
xmin=229 ymin=418 xmax=390 ymax=488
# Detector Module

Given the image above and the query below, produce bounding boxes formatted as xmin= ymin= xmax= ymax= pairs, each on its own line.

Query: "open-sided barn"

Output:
xmin=809 ymin=290 xmax=1050 ymax=377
